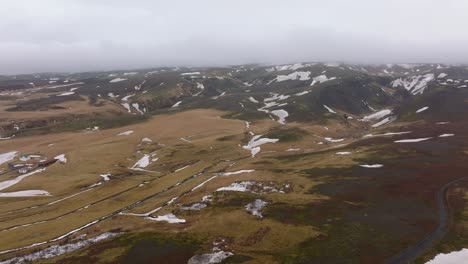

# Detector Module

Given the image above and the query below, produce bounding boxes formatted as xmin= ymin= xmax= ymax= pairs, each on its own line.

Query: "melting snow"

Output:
xmin=0 ymin=232 xmax=120 ymax=264
xmin=364 ymin=131 xmax=412 ymax=138
xmin=146 ymin=213 xmax=186 ymax=223
xmin=286 ymin=148 xmax=300 ymax=152
xmin=264 ymin=93 xmax=290 ymax=102
xmin=121 ymin=94 xmax=135 ymax=101
xmin=272 ymin=71 xmax=311 ymax=82
xmin=437 ymin=73 xmax=448 ymax=79
xmin=0 ymin=168 xmax=46 ymax=191
xmin=211 ymin=91 xmax=226 ymax=99
xmin=132 ymin=103 xmax=145 ymax=115
xmin=266 ymin=63 xmax=313 ymax=72
xmin=245 ymin=199 xmax=268 ymax=218
xmin=54 ymin=154 xmax=67 ymax=163
xmin=271 ymin=109 xmax=289 ymax=124
xmin=47 ymin=82 xmax=84 ymax=89
xmin=295 ymin=91 xmax=310 ymax=96
xmin=132 ymin=155 xmax=150 ymax=169
xmin=192 ymin=170 xmax=254 ymax=191
xmin=181 ymin=203 xmax=207 ymax=211
xmin=181 ymin=72 xmax=200 ymax=76
xmin=360 ymin=164 xmax=384 ymax=168
xmin=248 ymin=97 xmax=259 ymax=103
xmin=0 ymin=190 xmax=50 ymax=197
xmin=425 ymin=248 xmax=468 ymax=264
xmin=134 ymin=80 xmax=146 ymax=90
xmin=336 ymin=152 xmax=352 ymax=155
xmin=391 ymin=74 xmax=435 ymax=95
xmin=175 ymin=165 xmax=189 ymax=172
xmin=117 ymin=130 xmax=133 ymax=136
xmin=193 ymin=82 xmax=205 ymax=96
xmin=121 ymin=103 xmax=131 ymax=113
xmin=188 ymin=251 xmax=233 ymax=264
xmin=243 ymin=135 xmax=279 ymax=157
xmin=141 ymin=137 xmax=152 ymax=143
xmin=324 ymin=137 xmax=345 ymax=143
xmin=109 ymin=78 xmax=127 ymax=83
xmin=216 ymin=181 xmax=255 ymax=192
xmin=394 ymin=137 xmax=432 ymax=143
xmin=0 ymin=151 xmax=17 ymax=166
xmin=172 ymin=101 xmax=182 ymax=107
xmin=220 ymin=170 xmax=255 ymax=176
xmin=372 ymin=117 xmax=394 ymax=127
xmin=191 ymin=175 xmax=219 ymax=191
xmin=361 ymin=109 xmax=392 ymax=121
xmin=439 ymin=134 xmax=454 ymax=137
xmin=311 ymin=75 xmax=336 ymax=86
xmin=56 ymin=91 xmax=75 ymax=96
xmin=100 ymin=173 xmax=111 ymax=181
xmin=123 ymin=72 xmax=137 ymax=76
xmin=323 ymin=105 xmax=336 ymax=113
xmin=416 ymin=106 xmax=429 ymax=113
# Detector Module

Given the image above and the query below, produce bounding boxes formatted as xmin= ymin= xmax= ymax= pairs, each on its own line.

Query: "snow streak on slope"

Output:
xmin=271 ymin=71 xmax=311 ymax=83
xmin=243 ymin=135 xmax=279 ymax=157
xmin=311 ymin=74 xmax=336 ymax=86
xmin=391 ymin=74 xmax=435 ymax=95
xmin=270 ymin=109 xmax=289 ymax=124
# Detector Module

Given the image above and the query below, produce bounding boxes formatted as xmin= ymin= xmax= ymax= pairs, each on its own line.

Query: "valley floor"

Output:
xmin=0 ymin=107 xmax=467 ymax=264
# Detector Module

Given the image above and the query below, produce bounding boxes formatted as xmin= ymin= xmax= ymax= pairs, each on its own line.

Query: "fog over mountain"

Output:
xmin=1 ymin=0 xmax=468 ymax=74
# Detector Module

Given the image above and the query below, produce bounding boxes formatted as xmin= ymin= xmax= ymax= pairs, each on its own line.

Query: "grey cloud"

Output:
xmin=1 ymin=0 xmax=468 ymax=74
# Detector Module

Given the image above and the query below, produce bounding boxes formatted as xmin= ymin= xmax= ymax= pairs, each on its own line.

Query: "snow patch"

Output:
xmin=361 ymin=109 xmax=392 ymax=121
xmin=391 ymin=74 xmax=435 ymax=95
xmin=181 ymin=72 xmax=200 ymax=76
xmin=181 ymin=203 xmax=207 ymax=211
xmin=295 ymin=91 xmax=310 ymax=96
xmin=439 ymin=134 xmax=454 ymax=138
xmin=336 ymin=152 xmax=352 ymax=155
xmin=248 ymin=97 xmax=259 ymax=103
xmin=54 ymin=154 xmax=67 ymax=163
xmin=132 ymin=155 xmax=150 ymax=169
xmin=311 ymin=75 xmax=336 ymax=86
xmin=188 ymin=251 xmax=233 ymax=264
xmin=425 ymin=248 xmax=468 ymax=264
xmin=172 ymin=101 xmax=182 ymax=108
xmin=0 ymin=190 xmax=50 ymax=197
xmin=245 ymin=199 xmax=268 ymax=218
xmin=0 ymin=151 xmax=17 ymax=166
xmin=243 ymin=135 xmax=279 ymax=157
xmin=270 ymin=109 xmax=289 ymax=124
xmin=56 ymin=91 xmax=75 ymax=96
xmin=323 ymin=105 xmax=336 ymax=113
xmin=416 ymin=106 xmax=429 ymax=113
xmin=360 ymin=164 xmax=383 ymax=168
xmin=146 ymin=213 xmax=186 ymax=223
xmin=0 ymin=168 xmax=46 ymax=191
xmin=109 ymin=78 xmax=127 ymax=83
xmin=372 ymin=117 xmax=394 ymax=127
xmin=324 ymin=137 xmax=345 ymax=143
xmin=0 ymin=232 xmax=120 ymax=264
xmin=437 ymin=73 xmax=448 ymax=79
xmin=395 ymin=137 xmax=432 ymax=143
xmin=100 ymin=173 xmax=111 ymax=181
xmin=272 ymin=71 xmax=311 ymax=82
xmin=117 ymin=130 xmax=133 ymax=136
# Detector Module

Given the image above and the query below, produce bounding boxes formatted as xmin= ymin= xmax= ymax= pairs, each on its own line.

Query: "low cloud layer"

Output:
xmin=1 ymin=0 xmax=468 ymax=74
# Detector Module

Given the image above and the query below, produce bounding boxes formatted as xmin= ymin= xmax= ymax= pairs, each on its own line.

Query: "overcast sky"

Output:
xmin=1 ymin=0 xmax=468 ymax=74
